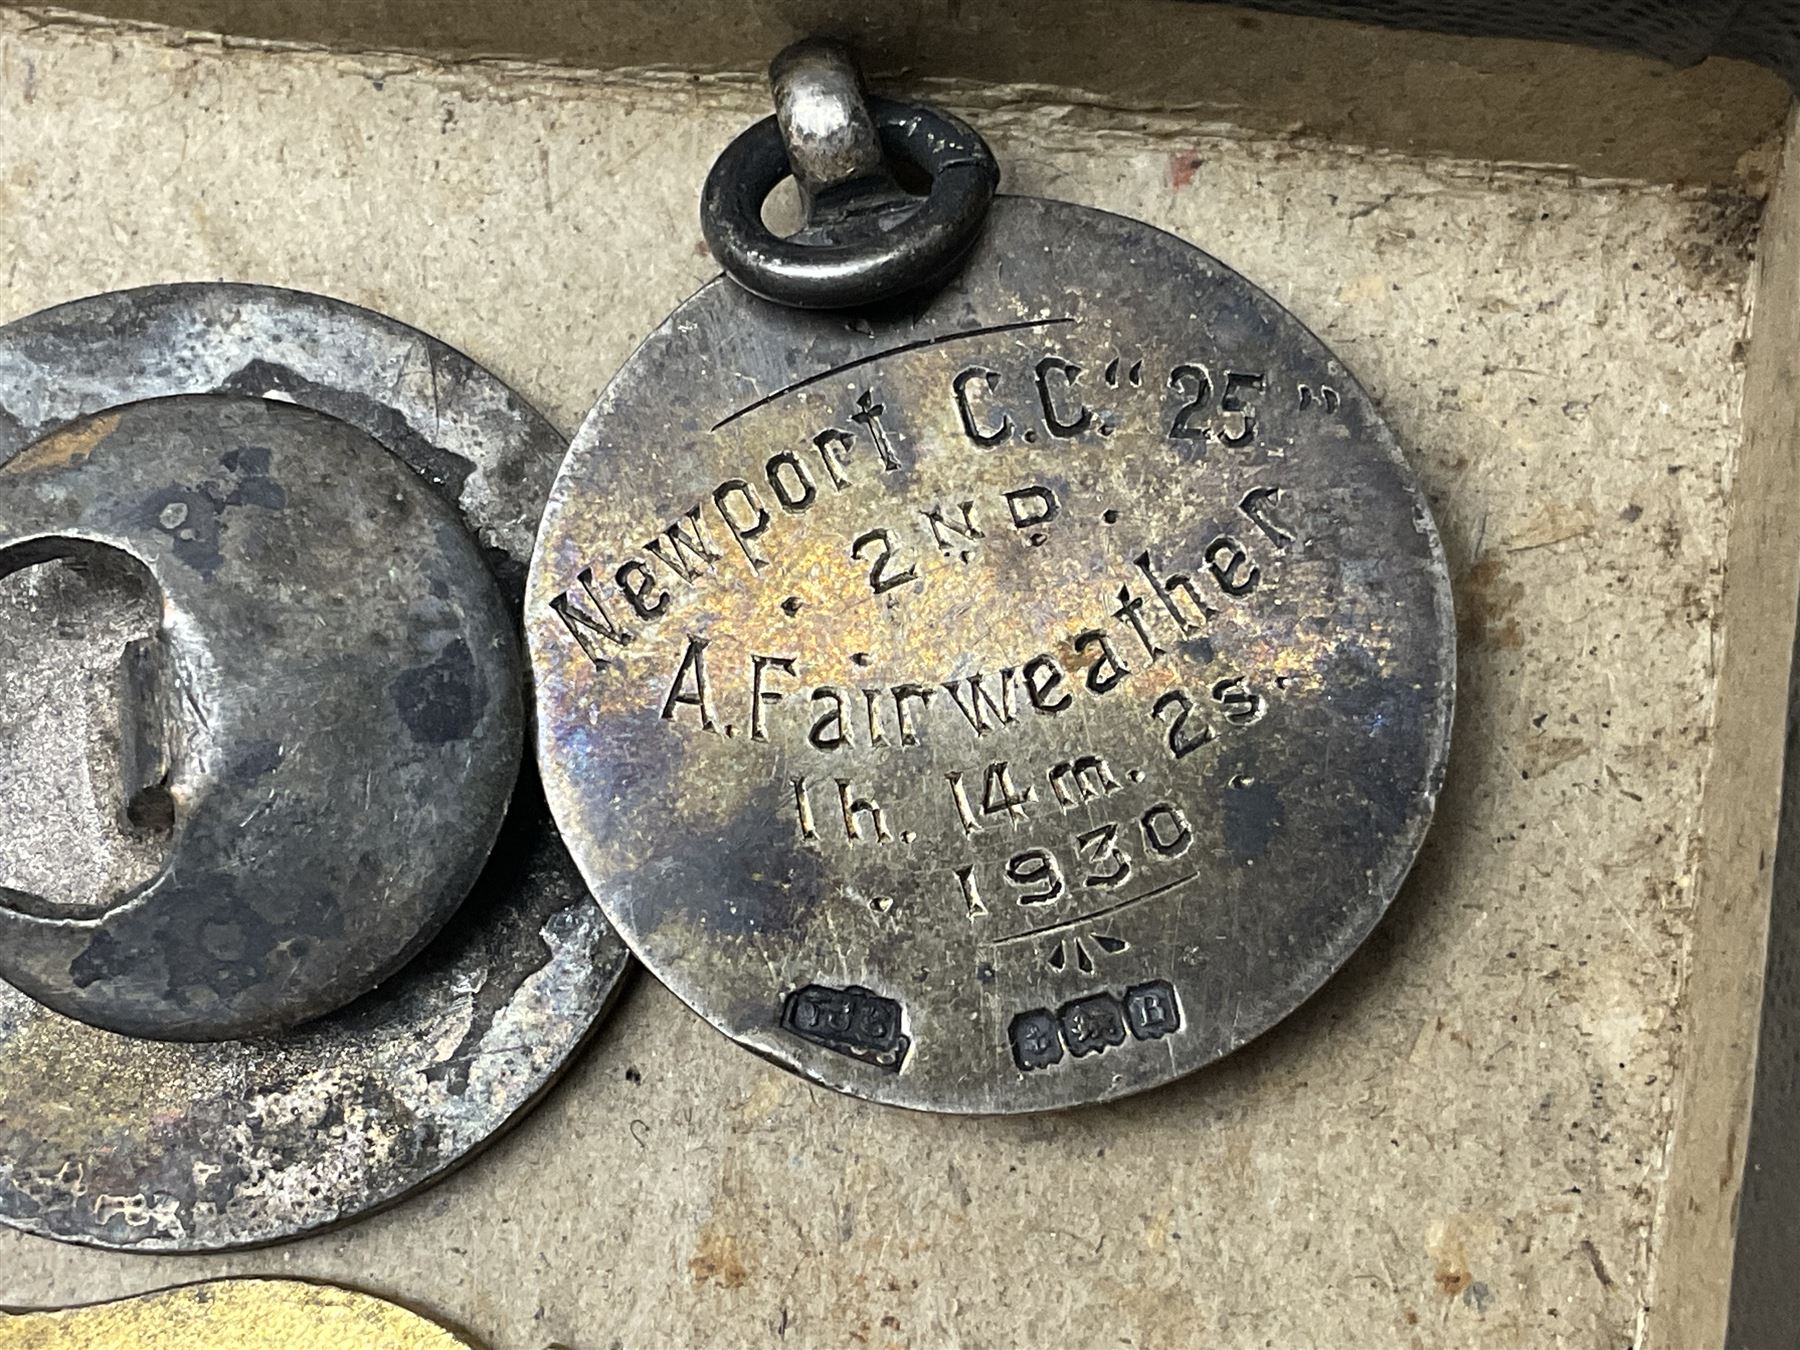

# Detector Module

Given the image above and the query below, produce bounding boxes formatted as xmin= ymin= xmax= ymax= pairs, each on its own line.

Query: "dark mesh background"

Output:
xmin=1220 ymin=1 xmax=1800 ymax=87
xmin=1725 ymin=1 xmax=1800 ymax=88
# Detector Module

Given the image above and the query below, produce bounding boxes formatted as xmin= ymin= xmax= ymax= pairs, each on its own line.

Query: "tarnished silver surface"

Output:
xmin=0 ymin=286 xmax=631 ymax=1249
xmin=0 ymin=283 xmax=550 ymax=587
xmin=0 ymin=396 xmax=522 ymax=1040
xmin=530 ymin=195 xmax=1454 ymax=1113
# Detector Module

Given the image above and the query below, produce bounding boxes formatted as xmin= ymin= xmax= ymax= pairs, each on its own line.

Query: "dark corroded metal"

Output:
xmin=0 ymin=396 xmax=521 ymax=1040
xmin=530 ymin=194 xmax=1455 ymax=1113
xmin=700 ymin=39 xmax=998 ymax=309
xmin=0 ymin=285 xmax=631 ymax=1249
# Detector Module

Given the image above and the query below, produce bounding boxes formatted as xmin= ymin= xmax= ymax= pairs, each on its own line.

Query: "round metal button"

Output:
xmin=0 ymin=285 xmax=631 ymax=1250
xmin=0 ymin=394 xmax=522 ymax=1040
xmin=529 ymin=197 xmax=1453 ymax=1113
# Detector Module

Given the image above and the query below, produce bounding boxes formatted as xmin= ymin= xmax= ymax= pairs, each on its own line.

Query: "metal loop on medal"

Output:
xmin=701 ymin=92 xmax=1000 ymax=310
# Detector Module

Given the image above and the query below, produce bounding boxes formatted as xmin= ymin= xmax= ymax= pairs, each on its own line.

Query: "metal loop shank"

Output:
xmin=701 ymin=94 xmax=999 ymax=310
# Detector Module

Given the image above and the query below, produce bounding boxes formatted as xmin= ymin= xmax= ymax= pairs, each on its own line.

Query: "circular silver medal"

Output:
xmin=529 ymin=45 xmax=1453 ymax=1113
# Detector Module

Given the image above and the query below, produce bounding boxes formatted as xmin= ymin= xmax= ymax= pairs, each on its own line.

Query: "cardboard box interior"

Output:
xmin=0 ymin=5 xmax=1795 ymax=1347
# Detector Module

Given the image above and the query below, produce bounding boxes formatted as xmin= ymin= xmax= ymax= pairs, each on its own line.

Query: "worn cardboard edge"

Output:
xmin=0 ymin=3 xmax=1781 ymax=204
xmin=2 ymin=0 xmax=1790 ymax=187
xmin=1645 ymin=102 xmax=1800 ymax=1350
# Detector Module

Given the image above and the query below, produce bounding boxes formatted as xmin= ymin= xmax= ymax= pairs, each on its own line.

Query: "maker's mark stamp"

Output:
xmin=782 ymin=983 xmax=911 ymax=1071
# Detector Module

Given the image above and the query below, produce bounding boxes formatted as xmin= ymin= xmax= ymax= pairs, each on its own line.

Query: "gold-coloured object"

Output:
xmin=0 ymin=1279 xmax=481 ymax=1349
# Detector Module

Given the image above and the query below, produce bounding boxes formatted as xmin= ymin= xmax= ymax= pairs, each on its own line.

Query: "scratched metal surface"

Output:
xmin=0 ymin=395 xmax=523 ymax=1040
xmin=530 ymin=197 xmax=1453 ymax=1113
xmin=0 ymin=284 xmax=556 ymax=592
xmin=0 ymin=287 xmax=632 ymax=1250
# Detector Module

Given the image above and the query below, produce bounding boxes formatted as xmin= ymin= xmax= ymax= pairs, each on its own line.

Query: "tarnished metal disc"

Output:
xmin=530 ymin=198 xmax=1453 ymax=1113
xmin=0 ymin=395 xmax=522 ymax=1040
xmin=0 ymin=285 xmax=630 ymax=1248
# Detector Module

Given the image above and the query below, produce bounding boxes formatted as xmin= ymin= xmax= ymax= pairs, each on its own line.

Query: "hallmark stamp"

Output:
xmin=1060 ymin=994 xmax=1128 ymax=1057
xmin=782 ymin=983 xmax=911 ymax=1071
xmin=1124 ymin=980 xmax=1180 ymax=1040
xmin=1010 ymin=980 xmax=1184 ymax=1072
xmin=1009 ymin=1008 xmax=1064 ymax=1071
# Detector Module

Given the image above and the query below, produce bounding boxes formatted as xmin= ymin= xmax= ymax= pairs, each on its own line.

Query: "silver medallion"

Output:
xmin=526 ymin=43 xmax=1454 ymax=1113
